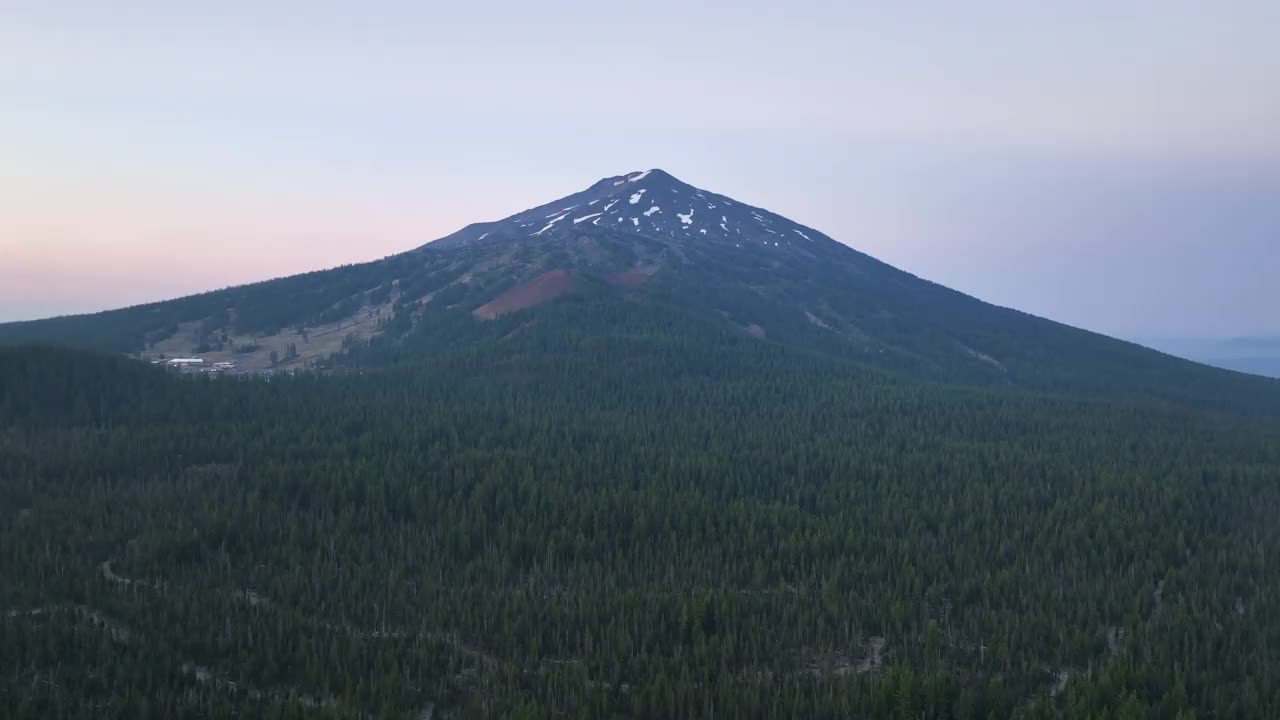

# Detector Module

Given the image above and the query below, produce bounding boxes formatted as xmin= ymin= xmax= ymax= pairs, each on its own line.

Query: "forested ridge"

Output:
xmin=3 ymin=308 xmax=1280 ymax=718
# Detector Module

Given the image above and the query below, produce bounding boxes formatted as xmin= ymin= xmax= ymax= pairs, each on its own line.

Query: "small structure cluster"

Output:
xmin=151 ymin=358 xmax=239 ymax=375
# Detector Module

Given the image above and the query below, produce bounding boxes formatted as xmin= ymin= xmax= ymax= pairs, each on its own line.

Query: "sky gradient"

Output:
xmin=3 ymin=1 xmax=1277 ymax=337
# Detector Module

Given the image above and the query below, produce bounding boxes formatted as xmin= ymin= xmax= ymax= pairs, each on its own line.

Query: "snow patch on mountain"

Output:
xmin=429 ymin=168 xmax=838 ymax=255
xmin=533 ymin=212 xmax=571 ymax=236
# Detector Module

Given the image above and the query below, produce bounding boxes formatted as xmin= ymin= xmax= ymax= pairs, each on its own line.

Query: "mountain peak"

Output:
xmin=594 ymin=168 xmax=676 ymax=188
xmin=429 ymin=168 xmax=831 ymax=252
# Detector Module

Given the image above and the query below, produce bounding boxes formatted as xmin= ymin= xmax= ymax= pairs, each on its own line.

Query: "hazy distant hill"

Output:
xmin=1138 ymin=336 xmax=1280 ymax=379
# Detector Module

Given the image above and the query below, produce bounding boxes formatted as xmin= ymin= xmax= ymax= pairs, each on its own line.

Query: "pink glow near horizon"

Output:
xmin=2 ymin=198 xmax=489 ymax=316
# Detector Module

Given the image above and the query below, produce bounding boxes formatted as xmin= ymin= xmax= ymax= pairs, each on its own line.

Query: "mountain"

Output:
xmin=3 ymin=168 xmax=1277 ymax=413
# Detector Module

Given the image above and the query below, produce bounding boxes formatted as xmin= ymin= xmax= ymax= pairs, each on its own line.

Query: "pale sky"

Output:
xmin=2 ymin=1 xmax=1277 ymax=337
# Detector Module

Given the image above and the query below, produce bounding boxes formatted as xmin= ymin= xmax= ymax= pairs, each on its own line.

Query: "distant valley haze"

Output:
xmin=1138 ymin=335 xmax=1280 ymax=379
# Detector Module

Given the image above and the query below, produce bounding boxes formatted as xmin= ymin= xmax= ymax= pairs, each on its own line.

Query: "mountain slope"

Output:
xmin=2 ymin=169 xmax=1277 ymax=413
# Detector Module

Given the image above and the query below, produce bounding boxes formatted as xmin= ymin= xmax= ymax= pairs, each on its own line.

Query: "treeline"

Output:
xmin=2 ymin=337 xmax=1279 ymax=718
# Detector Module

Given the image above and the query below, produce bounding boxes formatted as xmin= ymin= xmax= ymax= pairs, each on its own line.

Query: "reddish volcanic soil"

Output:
xmin=473 ymin=269 xmax=575 ymax=320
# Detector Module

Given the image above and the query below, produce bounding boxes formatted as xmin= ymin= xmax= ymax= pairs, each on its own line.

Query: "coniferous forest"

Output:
xmin=3 ymin=296 xmax=1280 ymax=719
